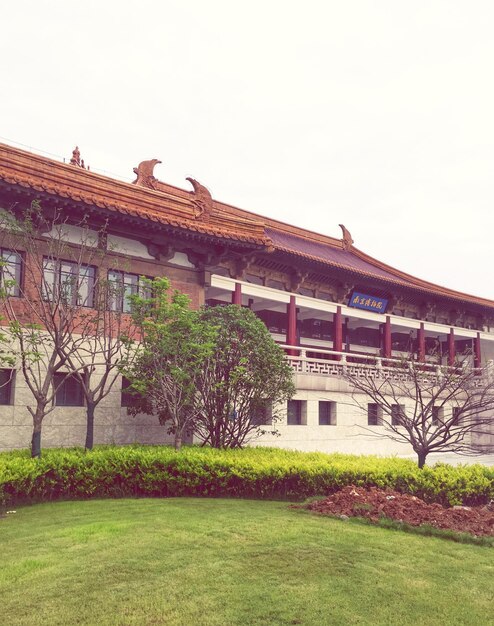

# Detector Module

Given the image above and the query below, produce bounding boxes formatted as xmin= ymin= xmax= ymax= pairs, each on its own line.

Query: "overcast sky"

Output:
xmin=2 ymin=1 xmax=494 ymax=298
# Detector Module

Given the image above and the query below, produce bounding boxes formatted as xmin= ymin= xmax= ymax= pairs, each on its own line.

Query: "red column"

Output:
xmin=333 ymin=306 xmax=342 ymax=354
xmin=474 ymin=332 xmax=481 ymax=369
xmin=286 ymin=296 xmax=298 ymax=354
xmin=417 ymin=323 xmax=425 ymax=362
xmin=383 ymin=316 xmax=391 ymax=358
xmin=232 ymin=282 xmax=242 ymax=305
xmin=448 ymin=328 xmax=456 ymax=366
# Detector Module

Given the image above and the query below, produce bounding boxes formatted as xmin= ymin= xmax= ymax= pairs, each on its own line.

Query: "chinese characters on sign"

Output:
xmin=348 ymin=292 xmax=388 ymax=313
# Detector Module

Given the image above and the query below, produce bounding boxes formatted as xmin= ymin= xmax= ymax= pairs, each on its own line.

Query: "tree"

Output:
xmin=343 ymin=355 xmax=494 ymax=467
xmin=0 ymin=201 xmax=124 ymax=456
xmin=59 ymin=275 xmax=138 ymax=450
xmin=194 ymin=305 xmax=295 ymax=448
xmin=122 ymin=277 xmax=216 ymax=450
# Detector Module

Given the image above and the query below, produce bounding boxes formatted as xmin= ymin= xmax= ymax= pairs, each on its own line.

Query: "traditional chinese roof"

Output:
xmin=1 ymin=141 xmax=493 ymax=311
xmin=0 ymin=143 xmax=270 ymax=248
xmin=262 ymin=227 xmax=494 ymax=307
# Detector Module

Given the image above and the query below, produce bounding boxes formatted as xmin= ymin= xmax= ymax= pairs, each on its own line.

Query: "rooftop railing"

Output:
xmin=278 ymin=344 xmax=488 ymax=382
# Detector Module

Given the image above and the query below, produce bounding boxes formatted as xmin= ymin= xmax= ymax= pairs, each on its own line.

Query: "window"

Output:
xmin=367 ymin=403 xmax=382 ymax=426
xmin=391 ymin=332 xmax=413 ymax=352
xmin=0 ymin=249 xmax=21 ymax=296
xmin=0 ymin=369 xmax=14 ymax=405
xmin=287 ymin=400 xmax=306 ymax=425
xmin=53 ymin=373 xmax=84 ymax=407
xmin=251 ymin=401 xmax=272 ymax=426
xmin=348 ymin=326 xmax=380 ymax=348
xmin=300 ymin=318 xmax=333 ymax=341
xmin=256 ymin=309 xmax=287 ymax=335
xmin=319 ymin=401 xmax=336 ymax=425
xmin=391 ymin=404 xmax=406 ymax=426
xmin=43 ymin=258 xmax=95 ymax=307
xmin=452 ymin=406 xmax=463 ymax=424
xmin=432 ymin=406 xmax=443 ymax=426
xmin=108 ymin=270 xmax=151 ymax=313
xmin=121 ymin=376 xmax=139 ymax=408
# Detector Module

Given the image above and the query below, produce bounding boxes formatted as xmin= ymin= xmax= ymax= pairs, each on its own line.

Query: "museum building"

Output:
xmin=0 ymin=141 xmax=493 ymax=455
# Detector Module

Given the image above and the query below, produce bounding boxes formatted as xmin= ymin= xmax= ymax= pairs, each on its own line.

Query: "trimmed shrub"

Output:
xmin=0 ymin=446 xmax=493 ymax=508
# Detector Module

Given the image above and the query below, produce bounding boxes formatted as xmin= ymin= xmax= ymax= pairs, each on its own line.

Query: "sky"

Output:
xmin=2 ymin=1 xmax=494 ymax=298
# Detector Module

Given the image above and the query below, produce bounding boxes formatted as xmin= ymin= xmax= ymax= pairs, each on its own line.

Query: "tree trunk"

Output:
xmin=31 ymin=418 xmax=42 ymax=458
xmin=174 ymin=431 xmax=182 ymax=451
xmin=85 ymin=402 xmax=96 ymax=450
xmin=417 ymin=450 xmax=427 ymax=469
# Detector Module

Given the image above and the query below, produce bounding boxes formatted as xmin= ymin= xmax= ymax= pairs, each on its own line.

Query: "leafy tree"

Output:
xmin=344 ymin=355 xmax=494 ymax=467
xmin=122 ymin=277 xmax=216 ymax=450
xmin=194 ymin=305 xmax=295 ymax=448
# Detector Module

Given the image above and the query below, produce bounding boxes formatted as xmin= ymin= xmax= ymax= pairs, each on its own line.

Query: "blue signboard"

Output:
xmin=348 ymin=292 xmax=388 ymax=313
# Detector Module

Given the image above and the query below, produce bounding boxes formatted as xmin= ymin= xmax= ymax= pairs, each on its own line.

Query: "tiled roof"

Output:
xmin=0 ymin=143 xmax=270 ymax=248
xmin=267 ymin=228 xmax=398 ymax=279
xmin=265 ymin=227 xmax=494 ymax=307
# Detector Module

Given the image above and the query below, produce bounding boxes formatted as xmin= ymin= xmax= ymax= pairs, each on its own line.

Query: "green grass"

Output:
xmin=1 ymin=499 xmax=493 ymax=626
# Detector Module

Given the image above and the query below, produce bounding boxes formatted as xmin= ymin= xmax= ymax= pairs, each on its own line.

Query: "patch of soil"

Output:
xmin=306 ymin=486 xmax=494 ymax=537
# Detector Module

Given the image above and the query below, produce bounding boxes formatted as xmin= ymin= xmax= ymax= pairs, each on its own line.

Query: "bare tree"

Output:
xmin=0 ymin=201 xmax=123 ymax=456
xmin=59 ymin=276 xmax=138 ymax=450
xmin=344 ymin=356 xmax=494 ymax=467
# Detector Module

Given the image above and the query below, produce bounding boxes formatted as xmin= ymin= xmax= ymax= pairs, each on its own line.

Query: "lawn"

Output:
xmin=1 ymin=499 xmax=492 ymax=626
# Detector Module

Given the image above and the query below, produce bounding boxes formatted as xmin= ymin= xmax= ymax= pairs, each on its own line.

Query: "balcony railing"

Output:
xmin=278 ymin=344 xmax=488 ymax=382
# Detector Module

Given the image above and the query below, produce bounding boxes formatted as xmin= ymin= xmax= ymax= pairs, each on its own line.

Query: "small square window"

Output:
xmin=432 ymin=406 xmax=443 ymax=426
xmin=121 ymin=377 xmax=140 ymax=408
xmin=287 ymin=400 xmax=306 ymax=425
xmin=54 ymin=373 xmax=84 ymax=407
xmin=452 ymin=406 xmax=462 ymax=424
xmin=251 ymin=401 xmax=272 ymax=426
xmin=391 ymin=404 xmax=406 ymax=426
xmin=319 ymin=401 xmax=336 ymax=425
xmin=367 ymin=403 xmax=382 ymax=426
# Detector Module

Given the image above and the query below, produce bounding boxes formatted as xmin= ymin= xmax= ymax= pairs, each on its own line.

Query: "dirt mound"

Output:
xmin=306 ymin=486 xmax=494 ymax=537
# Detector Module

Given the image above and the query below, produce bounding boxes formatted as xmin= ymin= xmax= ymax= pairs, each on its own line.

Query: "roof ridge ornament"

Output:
xmin=132 ymin=159 xmax=162 ymax=189
xmin=339 ymin=224 xmax=354 ymax=251
xmin=186 ymin=177 xmax=213 ymax=220
xmin=69 ymin=146 xmax=89 ymax=170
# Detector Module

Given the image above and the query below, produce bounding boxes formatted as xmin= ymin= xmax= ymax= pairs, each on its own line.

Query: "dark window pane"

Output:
xmin=54 ymin=373 xmax=84 ymax=407
xmin=256 ymin=309 xmax=287 ymax=335
xmin=121 ymin=377 xmax=139 ymax=408
xmin=251 ymin=401 xmax=272 ymax=426
xmin=368 ymin=403 xmax=380 ymax=426
xmin=391 ymin=404 xmax=405 ymax=426
xmin=287 ymin=400 xmax=303 ymax=425
xmin=0 ymin=369 xmax=13 ymax=405
xmin=319 ymin=401 xmax=336 ymax=425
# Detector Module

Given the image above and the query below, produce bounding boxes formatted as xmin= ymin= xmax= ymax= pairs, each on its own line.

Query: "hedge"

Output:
xmin=0 ymin=446 xmax=493 ymax=508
